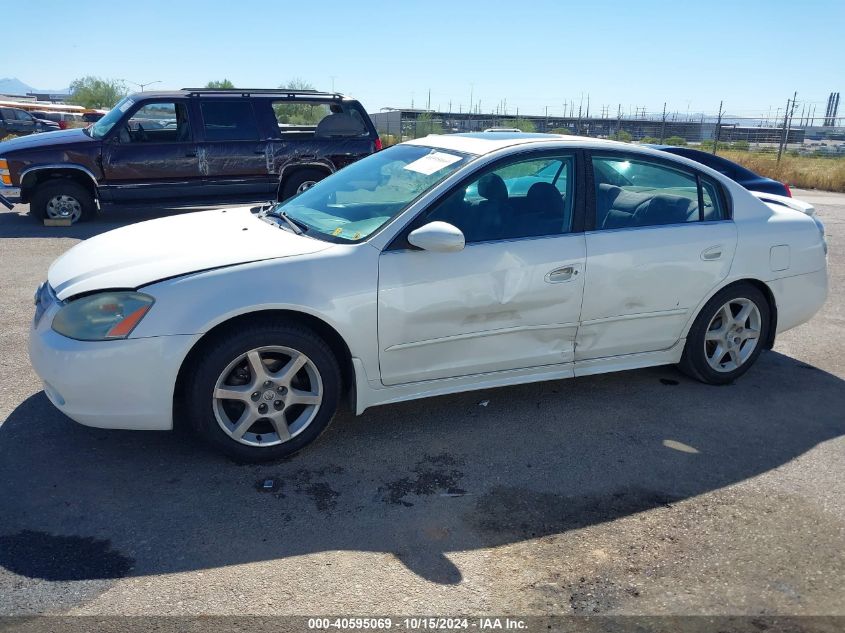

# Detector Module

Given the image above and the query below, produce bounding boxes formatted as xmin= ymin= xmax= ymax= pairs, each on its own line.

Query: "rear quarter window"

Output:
xmin=270 ymin=100 xmax=369 ymax=140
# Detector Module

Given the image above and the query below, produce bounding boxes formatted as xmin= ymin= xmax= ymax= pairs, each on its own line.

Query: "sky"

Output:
xmin=4 ymin=0 xmax=844 ymax=119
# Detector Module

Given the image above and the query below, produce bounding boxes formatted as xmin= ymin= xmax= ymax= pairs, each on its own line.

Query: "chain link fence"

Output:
xmin=372 ymin=109 xmax=845 ymax=156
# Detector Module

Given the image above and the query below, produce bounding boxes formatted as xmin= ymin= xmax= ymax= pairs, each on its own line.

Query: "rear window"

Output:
xmin=200 ymin=101 xmax=259 ymax=141
xmin=271 ymin=100 xmax=368 ymax=140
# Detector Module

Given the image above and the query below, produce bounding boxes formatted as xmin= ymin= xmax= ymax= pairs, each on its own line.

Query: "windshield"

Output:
xmin=271 ymin=145 xmax=472 ymax=242
xmin=90 ymin=97 xmax=135 ymax=138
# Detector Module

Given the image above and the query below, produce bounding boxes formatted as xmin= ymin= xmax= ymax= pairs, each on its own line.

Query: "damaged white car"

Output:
xmin=29 ymin=133 xmax=828 ymax=461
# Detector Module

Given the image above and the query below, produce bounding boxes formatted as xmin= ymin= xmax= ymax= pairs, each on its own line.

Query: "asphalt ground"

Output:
xmin=0 ymin=191 xmax=842 ymax=622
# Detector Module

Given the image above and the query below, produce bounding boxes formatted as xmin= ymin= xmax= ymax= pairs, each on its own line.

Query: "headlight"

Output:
xmin=52 ymin=292 xmax=154 ymax=341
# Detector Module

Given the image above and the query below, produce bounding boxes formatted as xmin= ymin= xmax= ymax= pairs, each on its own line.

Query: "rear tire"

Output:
xmin=185 ymin=321 xmax=341 ymax=462
xmin=280 ymin=168 xmax=328 ymax=201
xmin=30 ymin=179 xmax=95 ymax=224
xmin=679 ymin=282 xmax=770 ymax=385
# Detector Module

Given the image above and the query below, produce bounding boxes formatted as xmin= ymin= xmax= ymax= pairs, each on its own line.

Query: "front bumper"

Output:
xmin=29 ymin=300 xmax=200 ymax=431
xmin=0 ymin=187 xmax=20 ymax=207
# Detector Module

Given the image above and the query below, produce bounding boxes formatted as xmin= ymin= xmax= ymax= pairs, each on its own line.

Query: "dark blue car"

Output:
xmin=646 ymin=145 xmax=792 ymax=197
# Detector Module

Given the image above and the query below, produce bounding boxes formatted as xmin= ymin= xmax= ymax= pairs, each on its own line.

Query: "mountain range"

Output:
xmin=0 ymin=78 xmax=69 ymax=95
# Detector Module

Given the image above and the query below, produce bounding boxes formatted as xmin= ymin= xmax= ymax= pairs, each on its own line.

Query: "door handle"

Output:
xmin=701 ymin=245 xmax=723 ymax=260
xmin=545 ymin=265 xmax=578 ymax=283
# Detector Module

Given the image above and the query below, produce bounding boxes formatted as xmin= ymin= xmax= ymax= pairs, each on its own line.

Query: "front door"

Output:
xmin=102 ymin=100 xmax=201 ymax=201
xmin=576 ymin=153 xmax=737 ymax=360
xmin=378 ymin=152 xmax=586 ymax=385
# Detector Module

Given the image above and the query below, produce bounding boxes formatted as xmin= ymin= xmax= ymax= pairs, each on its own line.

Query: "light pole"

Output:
xmin=124 ymin=79 xmax=162 ymax=92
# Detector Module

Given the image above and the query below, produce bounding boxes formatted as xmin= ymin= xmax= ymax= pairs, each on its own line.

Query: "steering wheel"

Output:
xmin=119 ymin=124 xmax=131 ymax=143
xmin=136 ymin=123 xmax=148 ymax=142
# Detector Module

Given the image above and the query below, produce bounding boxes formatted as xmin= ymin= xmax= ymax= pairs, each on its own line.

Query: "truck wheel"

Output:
xmin=280 ymin=169 xmax=328 ymax=201
xmin=30 ymin=179 xmax=95 ymax=224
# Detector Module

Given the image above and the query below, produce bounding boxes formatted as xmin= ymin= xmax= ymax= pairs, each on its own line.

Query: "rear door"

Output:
xmin=101 ymin=99 xmax=202 ymax=201
xmin=576 ymin=153 xmax=737 ymax=360
xmin=196 ymin=99 xmax=273 ymax=199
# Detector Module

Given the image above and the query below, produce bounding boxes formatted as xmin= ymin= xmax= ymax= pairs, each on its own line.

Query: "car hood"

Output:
xmin=48 ymin=207 xmax=333 ymax=300
xmin=0 ymin=128 xmax=95 ymax=152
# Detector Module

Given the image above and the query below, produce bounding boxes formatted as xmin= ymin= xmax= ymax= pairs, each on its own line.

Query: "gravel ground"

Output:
xmin=0 ymin=191 xmax=842 ymax=619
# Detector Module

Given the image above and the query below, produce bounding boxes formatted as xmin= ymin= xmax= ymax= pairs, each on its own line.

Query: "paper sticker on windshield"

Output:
xmin=404 ymin=152 xmax=462 ymax=176
xmin=118 ymin=99 xmax=134 ymax=112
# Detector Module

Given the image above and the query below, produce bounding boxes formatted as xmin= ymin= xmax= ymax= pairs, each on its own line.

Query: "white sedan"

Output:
xmin=29 ymin=134 xmax=828 ymax=461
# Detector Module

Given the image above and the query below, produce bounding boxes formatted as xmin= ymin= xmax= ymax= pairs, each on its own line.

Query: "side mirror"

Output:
xmin=408 ymin=221 xmax=465 ymax=252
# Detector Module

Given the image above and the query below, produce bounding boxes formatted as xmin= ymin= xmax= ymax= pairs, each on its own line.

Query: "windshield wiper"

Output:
xmin=261 ymin=202 xmax=307 ymax=235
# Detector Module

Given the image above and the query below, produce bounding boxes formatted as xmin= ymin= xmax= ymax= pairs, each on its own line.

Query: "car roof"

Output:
xmin=126 ymin=89 xmax=355 ymax=101
xmin=405 ymin=132 xmax=630 ymax=156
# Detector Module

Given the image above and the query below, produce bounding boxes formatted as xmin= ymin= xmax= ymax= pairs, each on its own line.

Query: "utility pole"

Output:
xmin=427 ymin=89 xmax=430 ymax=111
xmin=777 ymin=92 xmax=796 ymax=163
xmin=660 ymin=102 xmax=667 ymax=143
xmin=713 ymin=100 xmax=724 ymax=155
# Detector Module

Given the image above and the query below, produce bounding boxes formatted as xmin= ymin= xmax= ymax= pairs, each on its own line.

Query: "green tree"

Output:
xmin=205 ymin=79 xmax=235 ymax=89
xmin=502 ymin=118 xmax=537 ymax=133
xmin=664 ymin=136 xmax=687 ymax=146
xmin=414 ymin=113 xmax=443 ymax=137
xmin=610 ymin=130 xmax=632 ymax=142
xmin=280 ymin=78 xmax=316 ymax=91
xmin=67 ymin=76 xmax=127 ymax=109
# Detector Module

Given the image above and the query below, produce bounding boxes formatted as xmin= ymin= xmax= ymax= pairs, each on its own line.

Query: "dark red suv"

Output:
xmin=0 ymin=89 xmax=381 ymax=224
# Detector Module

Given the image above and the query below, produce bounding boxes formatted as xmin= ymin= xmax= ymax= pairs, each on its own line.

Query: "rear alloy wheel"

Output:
xmin=186 ymin=322 xmax=341 ymax=462
xmin=30 ymin=179 xmax=95 ymax=224
xmin=679 ymin=283 xmax=770 ymax=385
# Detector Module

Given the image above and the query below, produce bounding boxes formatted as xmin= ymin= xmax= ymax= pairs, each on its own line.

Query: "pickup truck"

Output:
xmin=0 ymin=88 xmax=381 ymax=224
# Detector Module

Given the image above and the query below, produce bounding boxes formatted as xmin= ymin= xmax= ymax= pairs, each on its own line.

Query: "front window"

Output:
xmin=120 ymin=102 xmax=191 ymax=143
xmin=423 ymin=154 xmax=575 ymax=242
xmin=269 ymin=145 xmax=471 ymax=242
xmin=90 ymin=97 xmax=135 ymax=138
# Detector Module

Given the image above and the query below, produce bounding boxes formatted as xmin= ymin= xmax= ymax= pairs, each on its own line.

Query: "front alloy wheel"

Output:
xmin=186 ymin=322 xmax=341 ymax=462
xmin=213 ymin=346 xmax=323 ymax=447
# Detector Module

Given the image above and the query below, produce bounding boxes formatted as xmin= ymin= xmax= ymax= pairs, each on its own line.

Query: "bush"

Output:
xmin=380 ymin=134 xmax=401 ymax=147
xmin=640 ymin=136 xmax=660 ymax=144
xmin=730 ymin=140 xmax=750 ymax=151
xmin=549 ymin=127 xmax=572 ymax=135
xmin=413 ymin=113 xmax=443 ymax=137
xmin=664 ymin=136 xmax=687 ymax=146
xmin=610 ymin=130 xmax=632 ymax=142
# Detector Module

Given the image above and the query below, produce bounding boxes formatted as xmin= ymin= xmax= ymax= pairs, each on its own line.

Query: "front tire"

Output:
xmin=30 ymin=179 xmax=95 ymax=224
xmin=185 ymin=321 xmax=341 ymax=462
xmin=679 ymin=283 xmax=770 ymax=385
